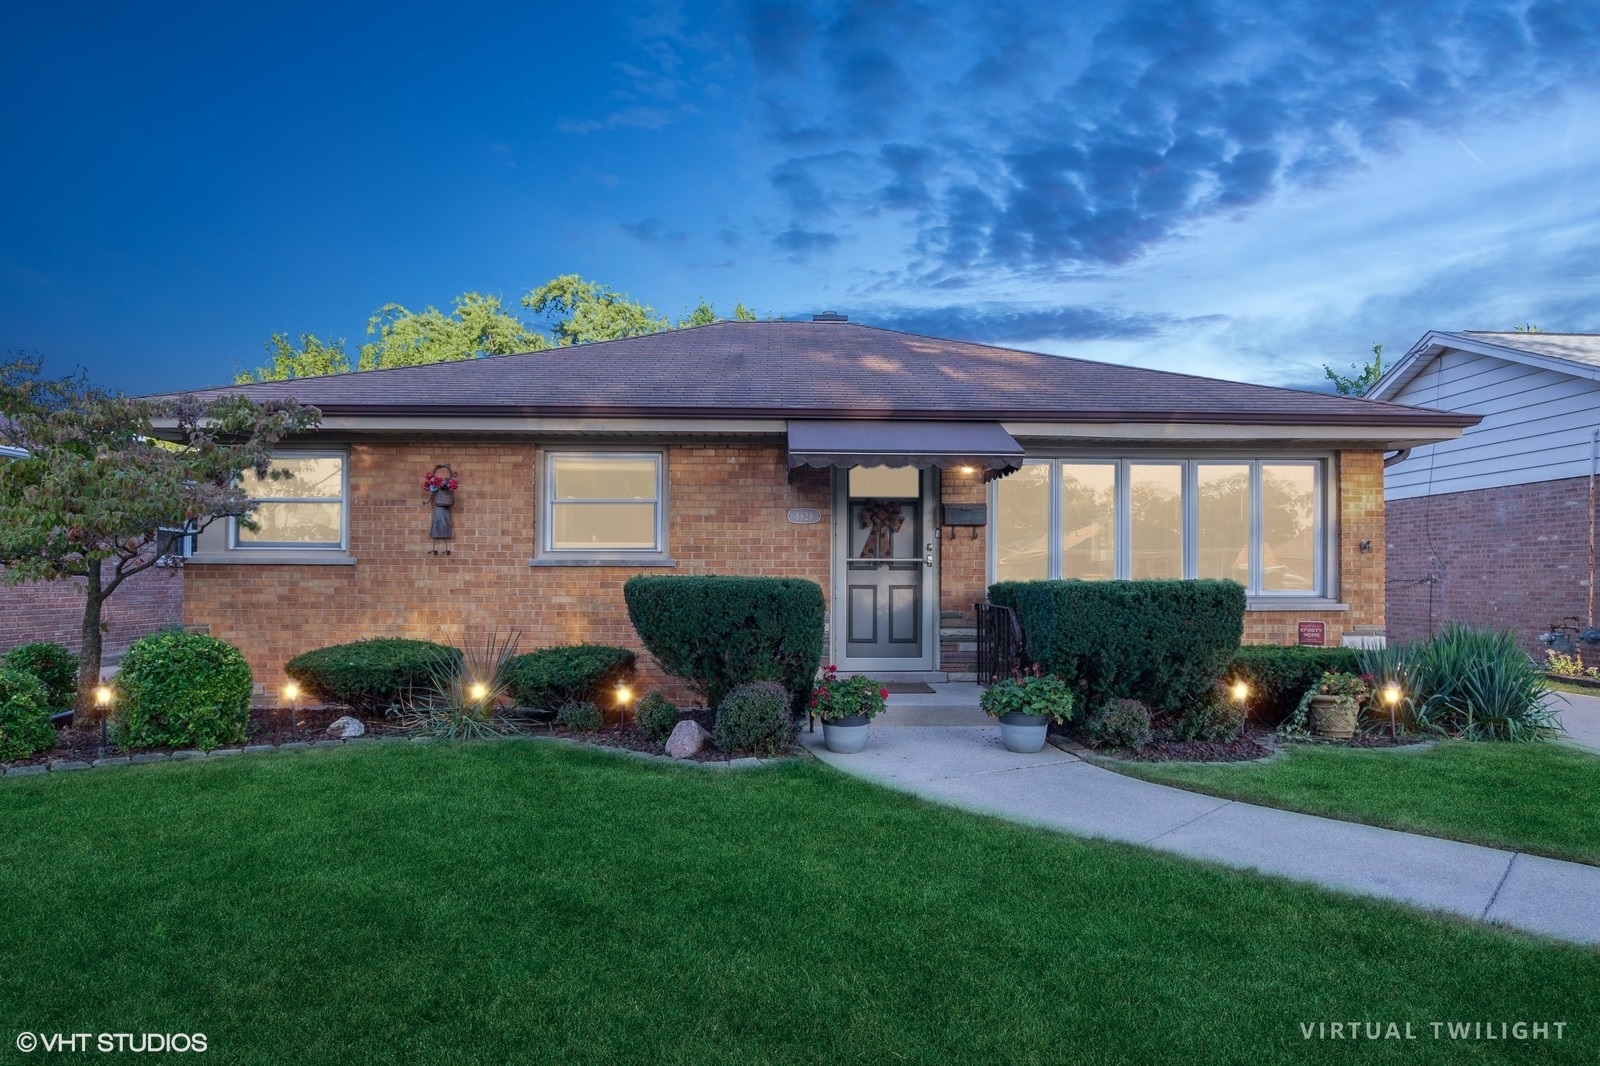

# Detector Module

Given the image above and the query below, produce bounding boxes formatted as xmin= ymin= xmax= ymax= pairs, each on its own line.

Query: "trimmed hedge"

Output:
xmin=1 ymin=642 xmax=78 ymax=710
xmin=504 ymin=645 xmax=637 ymax=711
xmin=112 ymin=631 xmax=252 ymax=751
xmin=0 ymin=667 xmax=57 ymax=761
xmin=1227 ymin=645 xmax=1361 ymax=724
xmin=285 ymin=638 xmax=461 ymax=714
xmin=624 ymin=575 xmax=825 ymax=710
xmin=714 ymin=681 xmax=794 ymax=756
xmin=989 ymin=579 xmax=1245 ymax=712
xmin=634 ymin=691 xmax=680 ymax=742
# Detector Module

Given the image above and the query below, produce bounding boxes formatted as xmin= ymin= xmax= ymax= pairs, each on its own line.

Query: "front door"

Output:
xmin=834 ymin=466 xmax=936 ymax=670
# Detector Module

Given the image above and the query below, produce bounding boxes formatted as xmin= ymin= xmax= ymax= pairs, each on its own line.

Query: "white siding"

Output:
xmin=1385 ymin=350 xmax=1600 ymax=501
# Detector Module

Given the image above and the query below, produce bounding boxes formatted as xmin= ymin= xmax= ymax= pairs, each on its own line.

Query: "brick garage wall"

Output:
xmin=0 ymin=563 xmax=183 ymax=661
xmin=1387 ymin=475 xmax=1598 ymax=663
xmin=1243 ymin=450 xmax=1386 ymax=647
xmin=184 ymin=440 xmax=831 ymax=704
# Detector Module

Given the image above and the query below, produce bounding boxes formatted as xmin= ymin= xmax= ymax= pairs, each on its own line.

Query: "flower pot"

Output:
xmin=1310 ymin=695 xmax=1358 ymax=740
xmin=822 ymin=712 xmax=869 ymax=753
xmin=997 ymin=710 xmax=1049 ymax=753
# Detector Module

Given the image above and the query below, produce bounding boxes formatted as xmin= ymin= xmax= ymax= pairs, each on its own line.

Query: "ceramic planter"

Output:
xmin=997 ymin=710 xmax=1049 ymax=753
xmin=822 ymin=712 xmax=869 ymax=753
xmin=1310 ymin=694 xmax=1358 ymax=740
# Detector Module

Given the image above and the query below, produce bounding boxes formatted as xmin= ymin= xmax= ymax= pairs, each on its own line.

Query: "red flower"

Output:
xmin=879 ymin=688 xmax=889 ymax=699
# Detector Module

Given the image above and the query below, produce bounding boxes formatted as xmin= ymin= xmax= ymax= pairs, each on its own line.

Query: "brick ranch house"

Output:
xmin=157 ymin=317 xmax=1475 ymax=703
xmin=1372 ymin=331 xmax=1600 ymax=660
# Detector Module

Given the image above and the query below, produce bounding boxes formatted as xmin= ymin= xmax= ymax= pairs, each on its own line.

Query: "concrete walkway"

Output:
xmin=1555 ymin=690 xmax=1600 ymax=752
xmin=801 ymin=715 xmax=1600 ymax=946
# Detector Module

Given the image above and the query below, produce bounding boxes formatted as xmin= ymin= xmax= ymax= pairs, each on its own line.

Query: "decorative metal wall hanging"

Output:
xmin=424 ymin=464 xmax=458 ymax=554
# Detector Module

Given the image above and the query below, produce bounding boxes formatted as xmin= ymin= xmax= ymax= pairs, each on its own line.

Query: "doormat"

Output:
xmin=879 ymin=682 xmax=936 ymax=694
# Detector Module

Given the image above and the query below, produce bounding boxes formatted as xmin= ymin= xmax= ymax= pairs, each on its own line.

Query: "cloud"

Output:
xmin=869 ymin=302 xmax=1179 ymax=343
xmin=618 ymin=218 xmax=692 ymax=246
xmin=555 ymin=104 xmax=698 ymax=134
xmin=740 ymin=0 xmax=1600 ymax=277
xmin=774 ymin=225 xmax=841 ymax=256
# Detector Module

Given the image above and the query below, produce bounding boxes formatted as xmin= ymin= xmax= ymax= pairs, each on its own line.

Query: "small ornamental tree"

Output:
xmin=0 ymin=355 xmax=318 ymax=715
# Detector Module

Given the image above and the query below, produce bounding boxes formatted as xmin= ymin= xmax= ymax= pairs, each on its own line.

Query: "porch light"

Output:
xmin=958 ymin=465 xmax=977 ymax=475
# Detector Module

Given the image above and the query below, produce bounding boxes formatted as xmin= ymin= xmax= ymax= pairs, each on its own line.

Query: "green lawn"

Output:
xmin=1115 ymin=741 xmax=1600 ymax=865
xmin=1 ymin=742 xmax=1595 ymax=1064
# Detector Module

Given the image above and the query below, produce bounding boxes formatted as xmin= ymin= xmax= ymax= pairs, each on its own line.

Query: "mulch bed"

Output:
xmin=1110 ymin=730 xmax=1276 ymax=763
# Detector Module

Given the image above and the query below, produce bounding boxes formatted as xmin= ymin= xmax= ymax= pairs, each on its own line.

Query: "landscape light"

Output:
xmin=1229 ymin=680 xmax=1249 ymax=703
xmin=469 ymin=682 xmax=489 ymax=702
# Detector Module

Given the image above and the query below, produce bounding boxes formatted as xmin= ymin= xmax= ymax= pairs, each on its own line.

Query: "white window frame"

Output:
xmin=990 ymin=456 xmax=1328 ymax=597
xmin=229 ymin=449 xmax=349 ymax=552
xmin=541 ymin=450 xmax=666 ymax=555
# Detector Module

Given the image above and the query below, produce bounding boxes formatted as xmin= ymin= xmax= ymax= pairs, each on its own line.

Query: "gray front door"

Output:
xmin=838 ymin=466 xmax=930 ymax=665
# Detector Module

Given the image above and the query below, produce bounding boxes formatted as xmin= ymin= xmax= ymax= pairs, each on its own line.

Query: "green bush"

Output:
xmin=1227 ymin=645 xmax=1361 ymax=724
xmin=1371 ymin=625 xmax=1557 ymax=742
xmin=624 ymin=576 xmax=825 ymax=711
xmin=504 ymin=644 xmax=637 ymax=710
xmin=0 ymin=667 xmax=57 ymax=760
xmin=1 ymin=642 xmax=79 ymax=709
xmin=112 ymin=631 xmax=252 ymax=751
xmin=980 ymin=674 xmax=1075 ymax=723
xmin=713 ymin=681 xmax=793 ymax=756
xmin=1084 ymin=698 xmax=1151 ymax=750
xmin=634 ymin=691 xmax=680 ymax=742
xmin=285 ymin=638 xmax=460 ymax=714
xmin=555 ymin=700 xmax=604 ymax=732
xmin=1173 ymin=684 xmax=1245 ymax=742
xmin=990 ymin=579 xmax=1245 ymax=712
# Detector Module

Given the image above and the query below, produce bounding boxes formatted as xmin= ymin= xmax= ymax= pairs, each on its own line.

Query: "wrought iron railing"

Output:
xmin=974 ymin=602 xmax=1023 ymax=685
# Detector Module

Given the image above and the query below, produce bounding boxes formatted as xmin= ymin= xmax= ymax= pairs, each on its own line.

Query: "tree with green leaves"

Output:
xmin=522 ymin=274 xmax=672 ymax=345
xmin=678 ymin=298 xmax=761 ymax=328
xmin=0 ymin=356 xmax=319 ymax=712
xmin=357 ymin=291 xmax=547 ymax=370
xmin=1323 ymin=343 xmax=1384 ymax=397
xmin=235 ymin=332 xmax=352 ymax=383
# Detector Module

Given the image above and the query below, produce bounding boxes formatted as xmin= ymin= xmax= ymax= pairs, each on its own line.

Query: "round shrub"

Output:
xmin=714 ymin=681 xmax=793 ymax=756
xmin=555 ymin=700 xmax=604 ymax=732
xmin=0 ymin=667 xmax=57 ymax=761
xmin=505 ymin=644 xmax=637 ymax=710
xmin=113 ymin=631 xmax=252 ymax=751
xmin=2 ymin=642 xmax=79 ymax=709
xmin=1085 ymin=698 xmax=1152 ymax=750
xmin=1174 ymin=687 xmax=1246 ymax=742
xmin=634 ymin=691 xmax=680 ymax=742
xmin=285 ymin=638 xmax=460 ymax=714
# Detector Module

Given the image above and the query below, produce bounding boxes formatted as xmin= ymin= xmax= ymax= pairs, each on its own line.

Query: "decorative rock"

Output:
xmin=664 ymin=721 xmax=713 ymax=759
xmin=327 ymin=715 xmax=366 ymax=739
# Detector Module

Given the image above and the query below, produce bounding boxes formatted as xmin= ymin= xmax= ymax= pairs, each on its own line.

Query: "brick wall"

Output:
xmin=938 ymin=468 xmax=989 ymax=674
xmin=1387 ymin=475 xmax=1597 ymax=663
xmin=0 ymin=563 xmax=183 ymax=661
xmin=184 ymin=441 xmax=831 ymax=704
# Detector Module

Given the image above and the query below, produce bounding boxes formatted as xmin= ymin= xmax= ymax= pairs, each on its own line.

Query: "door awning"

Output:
xmin=786 ymin=420 xmax=1025 ymax=480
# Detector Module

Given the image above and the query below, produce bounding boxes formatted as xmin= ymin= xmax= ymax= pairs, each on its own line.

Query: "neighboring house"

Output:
xmin=0 ymin=444 xmax=184 ymax=660
xmin=1371 ymin=331 xmax=1600 ymax=658
xmin=156 ymin=317 xmax=1473 ymax=700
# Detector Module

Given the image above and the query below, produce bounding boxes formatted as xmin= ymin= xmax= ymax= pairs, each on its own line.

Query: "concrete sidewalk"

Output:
xmin=800 ymin=724 xmax=1600 ymax=946
xmin=1555 ymin=690 xmax=1600 ymax=752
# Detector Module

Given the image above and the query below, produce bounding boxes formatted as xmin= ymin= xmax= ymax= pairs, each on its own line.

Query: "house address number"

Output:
xmin=786 ymin=508 xmax=822 ymax=525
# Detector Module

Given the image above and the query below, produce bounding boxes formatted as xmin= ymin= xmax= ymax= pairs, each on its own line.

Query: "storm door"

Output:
xmin=834 ymin=465 xmax=935 ymax=669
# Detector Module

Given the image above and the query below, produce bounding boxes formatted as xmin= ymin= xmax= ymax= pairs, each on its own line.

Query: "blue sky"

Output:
xmin=4 ymin=0 xmax=1600 ymax=395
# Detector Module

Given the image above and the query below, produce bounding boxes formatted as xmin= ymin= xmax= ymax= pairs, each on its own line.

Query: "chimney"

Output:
xmin=811 ymin=311 xmax=848 ymax=322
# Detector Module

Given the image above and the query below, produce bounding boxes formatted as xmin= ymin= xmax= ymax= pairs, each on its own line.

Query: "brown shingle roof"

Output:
xmin=172 ymin=320 xmax=1473 ymax=428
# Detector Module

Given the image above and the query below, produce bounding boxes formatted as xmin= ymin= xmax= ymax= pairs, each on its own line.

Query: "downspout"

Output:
xmin=1590 ymin=430 xmax=1597 ymax=629
xmin=1383 ymin=447 xmax=1413 ymax=468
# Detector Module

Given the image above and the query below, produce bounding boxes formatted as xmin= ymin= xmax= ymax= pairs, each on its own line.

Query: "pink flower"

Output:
xmin=879 ymin=688 xmax=889 ymax=699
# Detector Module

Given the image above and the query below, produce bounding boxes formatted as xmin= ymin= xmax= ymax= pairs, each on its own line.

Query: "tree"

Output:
xmin=1324 ymin=343 xmax=1384 ymax=397
xmin=235 ymin=332 xmax=351 ymax=383
xmin=0 ymin=356 xmax=319 ymax=713
xmin=521 ymin=275 xmax=670 ymax=345
xmin=733 ymin=301 xmax=759 ymax=321
xmin=358 ymin=291 xmax=546 ymax=370
xmin=1514 ymin=323 xmax=1542 ymax=333
xmin=678 ymin=299 xmax=762 ymax=327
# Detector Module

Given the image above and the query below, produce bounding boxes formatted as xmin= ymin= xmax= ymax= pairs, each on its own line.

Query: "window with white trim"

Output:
xmin=544 ymin=452 xmax=664 ymax=552
xmin=992 ymin=458 xmax=1325 ymax=596
xmin=232 ymin=452 xmax=347 ymax=549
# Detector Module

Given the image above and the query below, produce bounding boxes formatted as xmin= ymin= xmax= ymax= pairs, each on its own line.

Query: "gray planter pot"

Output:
xmin=997 ymin=710 xmax=1049 ymax=753
xmin=822 ymin=712 xmax=869 ymax=754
